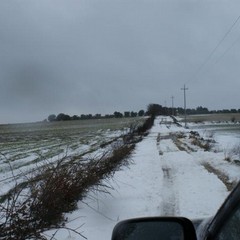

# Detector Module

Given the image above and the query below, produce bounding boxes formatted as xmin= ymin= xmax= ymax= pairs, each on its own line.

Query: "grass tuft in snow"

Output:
xmin=224 ymin=142 xmax=240 ymax=164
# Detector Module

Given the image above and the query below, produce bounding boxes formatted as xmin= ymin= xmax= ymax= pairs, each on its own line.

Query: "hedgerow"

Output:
xmin=0 ymin=116 xmax=154 ymax=239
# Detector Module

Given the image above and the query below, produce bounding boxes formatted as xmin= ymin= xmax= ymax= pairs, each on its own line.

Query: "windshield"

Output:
xmin=0 ymin=1 xmax=240 ymax=240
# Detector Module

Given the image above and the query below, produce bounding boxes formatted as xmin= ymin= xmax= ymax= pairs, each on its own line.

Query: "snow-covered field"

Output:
xmin=44 ymin=117 xmax=240 ymax=240
xmin=0 ymin=118 xmax=142 ymax=197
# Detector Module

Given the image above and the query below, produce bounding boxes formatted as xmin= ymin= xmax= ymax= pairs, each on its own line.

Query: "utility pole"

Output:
xmin=171 ymin=96 xmax=174 ymax=115
xmin=181 ymin=84 xmax=188 ymax=128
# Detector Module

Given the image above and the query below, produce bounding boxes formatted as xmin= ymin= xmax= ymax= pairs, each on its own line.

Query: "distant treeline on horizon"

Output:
xmin=47 ymin=104 xmax=240 ymax=122
xmin=47 ymin=110 xmax=145 ymax=122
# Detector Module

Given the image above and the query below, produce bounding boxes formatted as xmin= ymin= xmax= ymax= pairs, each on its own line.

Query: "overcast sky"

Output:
xmin=1 ymin=0 xmax=240 ymax=123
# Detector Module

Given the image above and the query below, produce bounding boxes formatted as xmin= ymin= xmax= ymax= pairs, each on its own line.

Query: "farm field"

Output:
xmin=0 ymin=117 xmax=145 ymax=197
xmin=183 ymin=113 xmax=240 ymax=122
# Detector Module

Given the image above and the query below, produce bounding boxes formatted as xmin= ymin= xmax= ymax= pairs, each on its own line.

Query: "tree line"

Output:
xmin=146 ymin=104 xmax=240 ymax=116
xmin=47 ymin=110 xmax=145 ymax=122
xmin=47 ymin=104 xmax=240 ymax=122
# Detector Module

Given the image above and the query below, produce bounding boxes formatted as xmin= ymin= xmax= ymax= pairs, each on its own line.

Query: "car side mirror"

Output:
xmin=111 ymin=217 xmax=197 ymax=240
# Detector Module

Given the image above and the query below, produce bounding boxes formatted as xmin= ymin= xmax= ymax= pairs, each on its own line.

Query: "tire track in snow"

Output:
xmin=202 ymin=162 xmax=237 ymax=191
xmin=157 ymin=133 xmax=179 ymax=216
xmin=161 ymin=166 xmax=177 ymax=216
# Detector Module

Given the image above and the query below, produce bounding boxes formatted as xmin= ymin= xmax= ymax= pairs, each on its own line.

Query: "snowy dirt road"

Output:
xmin=156 ymin=119 xmax=228 ymax=219
xmin=46 ymin=117 xmax=233 ymax=240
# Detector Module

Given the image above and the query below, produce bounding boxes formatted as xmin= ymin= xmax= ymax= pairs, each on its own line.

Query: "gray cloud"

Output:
xmin=0 ymin=0 xmax=240 ymax=123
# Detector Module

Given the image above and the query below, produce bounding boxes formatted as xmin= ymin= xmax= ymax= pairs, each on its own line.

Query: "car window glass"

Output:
xmin=215 ymin=205 xmax=240 ymax=240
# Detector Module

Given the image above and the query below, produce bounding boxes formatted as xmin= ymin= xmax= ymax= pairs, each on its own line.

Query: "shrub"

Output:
xmin=137 ymin=116 xmax=155 ymax=135
xmin=0 ymin=144 xmax=134 ymax=239
xmin=224 ymin=143 xmax=240 ymax=163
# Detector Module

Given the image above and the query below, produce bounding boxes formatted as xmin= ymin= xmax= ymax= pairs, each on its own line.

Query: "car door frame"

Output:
xmin=204 ymin=181 xmax=240 ymax=240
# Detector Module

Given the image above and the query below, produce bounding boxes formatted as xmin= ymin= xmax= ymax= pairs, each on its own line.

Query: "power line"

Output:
xmin=197 ymin=34 xmax=240 ymax=78
xmin=186 ymin=14 xmax=240 ymax=85
xmin=214 ymin=34 xmax=240 ymax=64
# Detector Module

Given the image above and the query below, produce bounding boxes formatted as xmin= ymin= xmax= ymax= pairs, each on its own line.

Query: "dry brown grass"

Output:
xmin=203 ymin=163 xmax=237 ymax=191
xmin=0 ymin=144 xmax=135 ymax=239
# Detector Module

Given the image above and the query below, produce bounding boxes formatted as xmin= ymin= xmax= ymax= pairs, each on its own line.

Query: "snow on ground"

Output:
xmin=45 ymin=117 xmax=240 ymax=240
